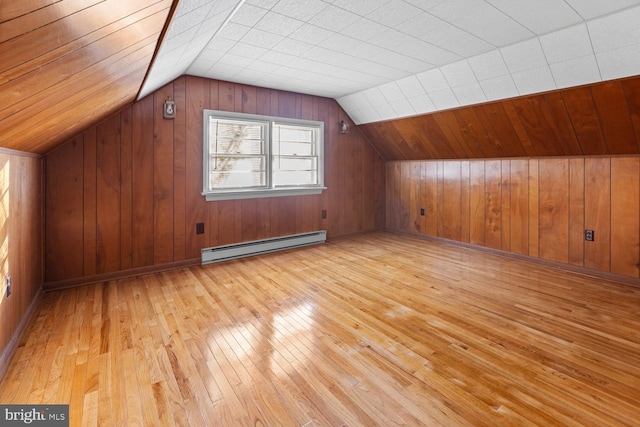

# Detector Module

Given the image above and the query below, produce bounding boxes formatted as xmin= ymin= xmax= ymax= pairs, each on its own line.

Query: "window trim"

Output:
xmin=202 ymin=110 xmax=326 ymax=201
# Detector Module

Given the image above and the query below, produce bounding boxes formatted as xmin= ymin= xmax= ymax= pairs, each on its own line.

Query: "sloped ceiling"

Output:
xmin=359 ymin=77 xmax=640 ymax=160
xmin=142 ymin=0 xmax=640 ymax=127
xmin=0 ymin=0 xmax=174 ymax=154
xmin=2 ymin=0 xmax=640 ymax=156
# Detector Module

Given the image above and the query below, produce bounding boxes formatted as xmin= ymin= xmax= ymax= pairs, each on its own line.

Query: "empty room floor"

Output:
xmin=1 ymin=232 xmax=639 ymax=426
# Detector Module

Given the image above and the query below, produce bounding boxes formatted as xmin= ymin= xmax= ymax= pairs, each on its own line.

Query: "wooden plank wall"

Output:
xmin=44 ymin=76 xmax=386 ymax=288
xmin=0 ymin=151 xmax=43 ymax=370
xmin=360 ymin=77 xmax=640 ymax=161
xmin=386 ymin=158 xmax=640 ymax=279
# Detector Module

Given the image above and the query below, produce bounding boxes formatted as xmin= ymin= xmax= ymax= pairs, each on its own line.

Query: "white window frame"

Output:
xmin=202 ymin=110 xmax=326 ymax=201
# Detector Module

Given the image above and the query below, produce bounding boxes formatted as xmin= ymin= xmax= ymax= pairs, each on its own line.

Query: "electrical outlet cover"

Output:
xmin=585 ymin=230 xmax=594 ymax=241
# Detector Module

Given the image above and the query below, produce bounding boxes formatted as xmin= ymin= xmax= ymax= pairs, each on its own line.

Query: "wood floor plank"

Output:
xmin=221 ymin=284 xmax=369 ymax=425
xmin=2 ymin=232 xmax=640 ymax=426
xmin=97 ymin=353 xmax=114 ymax=426
xmin=81 ymin=390 xmax=99 ymax=427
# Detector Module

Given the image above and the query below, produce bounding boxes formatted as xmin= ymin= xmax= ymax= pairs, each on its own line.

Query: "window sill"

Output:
xmin=202 ymin=187 xmax=326 ymax=201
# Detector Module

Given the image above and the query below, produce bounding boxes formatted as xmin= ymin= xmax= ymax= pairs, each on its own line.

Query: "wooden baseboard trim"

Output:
xmin=387 ymin=229 xmax=640 ymax=288
xmin=0 ymin=286 xmax=43 ymax=382
xmin=44 ymin=229 xmax=386 ymax=291
xmin=44 ymin=258 xmax=201 ymax=291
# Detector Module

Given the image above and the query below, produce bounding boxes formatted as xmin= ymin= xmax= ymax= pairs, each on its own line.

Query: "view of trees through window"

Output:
xmin=208 ymin=118 xmax=267 ymax=190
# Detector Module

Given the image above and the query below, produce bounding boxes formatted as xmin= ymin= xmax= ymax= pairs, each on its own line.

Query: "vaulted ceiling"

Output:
xmin=144 ymin=0 xmax=640 ymax=125
xmin=0 ymin=0 xmax=175 ymax=154
xmin=360 ymin=77 xmax=640 ymax=160
xmin=2 ymin=0 xmax=640 ymax=156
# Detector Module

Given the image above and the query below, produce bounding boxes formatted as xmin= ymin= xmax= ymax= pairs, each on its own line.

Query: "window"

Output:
xmin=203 ymin=110 xmax=325 ymax=201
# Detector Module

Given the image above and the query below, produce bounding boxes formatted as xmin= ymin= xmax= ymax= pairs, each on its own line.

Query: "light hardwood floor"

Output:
xmin=1 ymin=232 xmax=640 ymax=426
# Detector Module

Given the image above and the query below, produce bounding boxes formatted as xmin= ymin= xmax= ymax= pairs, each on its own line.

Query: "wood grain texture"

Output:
xmin=0 ymin=151 xmax=43 ymax=379
xmin=563 ymin=88 xmax=608 ymax=155
xmin=83 ymin=130 xmax=98 ymax=277
xmin=422 ymin=162 xmax=438 ymax=236
xmin=360 ymin=76 xmax=640 ymax=161
xmin=45 ymin=139 xmax=84 ymax=281
xmin=442 ymin=161 xmax=462 ymax=241
xmin=399 ymin=163 xmax=412 ymax=232
xmin=528 ymin=159 xmax=539 ymax=258
xmin=484 ymin=160 xmax=502 ymax=250
xmin=469 ymin=161 xmax=485 ymax=246
xmin=452 ymin=109 xmax=492 ymax=158
xmin=625 ymin=79 xmax=640 ymax=150
xmin=460 ymin=161 xmax=470 ymax=243
xmin=501 ymin=160 xmax=511 ymax=251
xmin=610 ymin=158 xmax=640 ymax=277
xmin=509 ymin=160 xmax=528 ymax=255
xmin=591 ymin=82 xmax=639 ymax=154
xmin=3 ymin=232 xmax=640 ymax=426
xmin=569 ymin=159 xmax=585 ymax=266
xmin=538 ymin=159 xmax=569 ymax=263
xmin=544 ymin=92 xmax=583 ymax=155
xmin=131 ymin=96 xmax=155 ymax=269
xmin=584 ymin=158 xmax=611 ymax=272
xmin=437 ymin=162 xmax=445 ymax=237
xmin=96 ymin=114 xmax=121 ymax=274
xmin=44 ymin=77 xmax=386 ymax=287
xmin=386 ymin=156 xmax=640 ymax=279
xmin=185 ymin=76 xmax=210 ymax=257
xmin=172 ymin=77 xmax=187 ymax=262
xmin=2 ymin=3 xmax=640 ymax=161
xmin=0 ymin=0 xmax=173 ymax=154
xmin=152 ymin=83 xmax=175 ymax=265
xmin=409 ymin=162 xmax=421 ymax=233
xmin=120 ymin=107 xmax=134 ymax=270
xmin=474 ymin=104 xmax=520 ymax=157
xmin=511 ymin=96 xmax=564 ymax=156
xmin=386 ymin=163 xmax=397 ymax=232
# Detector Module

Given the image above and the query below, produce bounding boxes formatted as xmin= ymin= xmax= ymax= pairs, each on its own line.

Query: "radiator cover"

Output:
xmin=201 ymin=231 xmax=327 ymax=264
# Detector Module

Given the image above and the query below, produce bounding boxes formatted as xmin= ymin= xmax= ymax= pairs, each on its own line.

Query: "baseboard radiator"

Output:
xmin=201 ymin=230 xmax=327 ymax=264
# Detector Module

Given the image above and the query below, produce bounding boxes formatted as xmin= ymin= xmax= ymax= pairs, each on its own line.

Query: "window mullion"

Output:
xmin=267 ymin=121 xmax=273 ymax=189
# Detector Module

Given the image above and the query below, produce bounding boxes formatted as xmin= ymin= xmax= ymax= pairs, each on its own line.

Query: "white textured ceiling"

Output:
xmin=140 ymin=0 xmax=640 ymax=124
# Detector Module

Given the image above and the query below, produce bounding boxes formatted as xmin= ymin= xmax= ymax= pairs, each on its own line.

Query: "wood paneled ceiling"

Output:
xmin=2 ymin=0 xmax=640 ymax=159
xmin=360 ymin=77 xmax=640 ymax=160
xmin=0 ymin=0 xmax=174 ymax=154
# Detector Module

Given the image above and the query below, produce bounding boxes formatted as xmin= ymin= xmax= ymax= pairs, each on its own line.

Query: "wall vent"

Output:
xmin=201 ymin=231 xmax=327 ymax=264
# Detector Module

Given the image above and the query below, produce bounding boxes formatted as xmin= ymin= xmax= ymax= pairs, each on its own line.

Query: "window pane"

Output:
xmin=273 ymin=156 xmax=317 ymax=187
xmin=209 ymin=119 xmax=266 ymax=155
xmin=203 ymin=110 xmax=324 ymax=198
xmin=273 ymin=170 xmax=317 ymax=186
xmin=273 ymin=157 xmax=316 ymax=171
xmin=213 ymin=137 xmax=264 ymax=155
xmin=208 ymin=117 xmax=267 ymax=190
xmin=275 ymin=125 xmax=315 ymax=143
xmin=274 ymin=141 xmax=314 ymax=156
xmin=211 ymin=156 xmax=265 ymax=172
xmin=273 ymin=125 xmax=316 ymax=156
xmin=272 ymin=123 xmax=319 ymax=186
xmin=209 ymin=157 xmax=266 ymax=189
xmin=210 ymin=170 xmax=266 ymax=189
